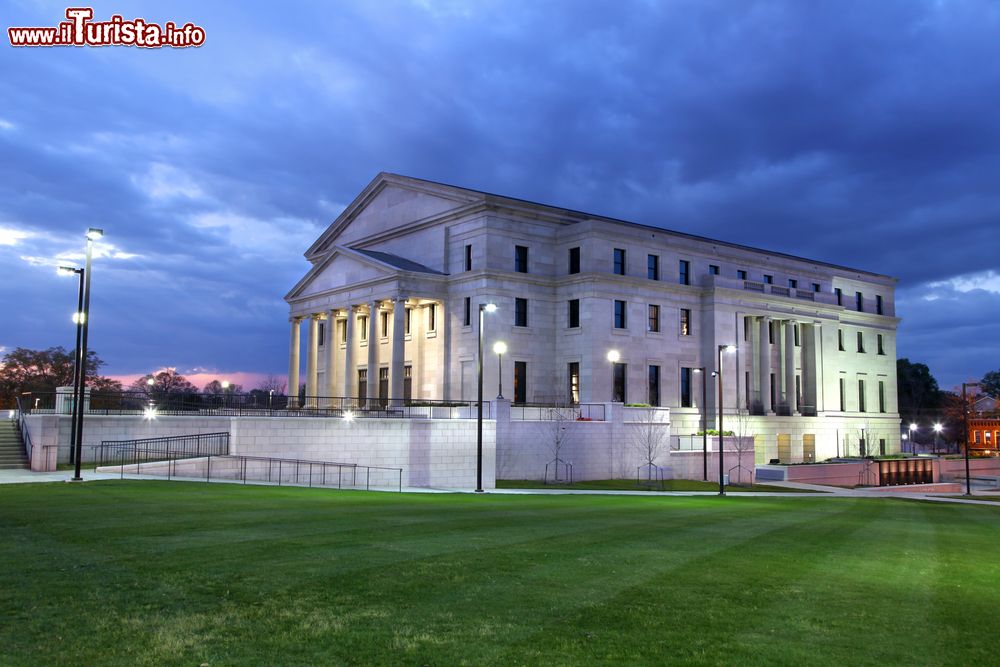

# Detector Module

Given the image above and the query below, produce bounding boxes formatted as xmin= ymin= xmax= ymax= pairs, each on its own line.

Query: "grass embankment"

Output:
xmin=2 ymin=481 xmax=998 ymax=665
xmin=497 ymin=478 xmax=817 ymax=492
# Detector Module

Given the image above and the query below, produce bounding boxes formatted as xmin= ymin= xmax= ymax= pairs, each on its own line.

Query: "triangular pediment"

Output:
xmin=286 ymin=247 xmax=396 ymax=301
xmin=305 ymin=173 xmax=481 ymax=259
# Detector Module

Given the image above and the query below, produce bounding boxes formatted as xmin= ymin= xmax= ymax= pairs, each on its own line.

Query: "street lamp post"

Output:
xmin=962 ymin=382 xmax=980 ymax=497
xmin=909 ymin=422 xmax=918 ymax=454
xmin=717 ymin=344 xmax=736 ymax=495
xmin=58 ymin=266 xmax=84 ymax=465
xmin=476 ymin=302 xmax=498 ymax=493
xmin=693 ymin=367 xmax=709 ymax=481
xmin=71 ymin=228 xmax=103 ymax=482
xmin=933 ymin=422 xmax=942 ymax=452
xmin=493 ymin=341 xmax=507 ymax=399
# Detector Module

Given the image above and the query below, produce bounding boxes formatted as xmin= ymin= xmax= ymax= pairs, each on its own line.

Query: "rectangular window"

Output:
xmin=514 ymin=361 xmax=527 ymax=403
xmin=404 ymin=309 xmax=411 ymax=336
xmin=793 ymin=324 xmax=800 ymax=347
xmin=515 ymin=298 xmax=528 ymax=327
xmin=795 ymin=375 xmax=801 ymax=412
xmin=838 ymin=329 xmax=845 ymax=351
xmin=839 ymin=378 xmax=846 ymax=411
xmin=568 ymin=362 xmax=580 ymax=404
xmin=876 ymin=295 xmax=884 ymax=315
xmin=737 ymin=269 xmax=748 ymax=280
xmin=647 ymin=304 xmax=660 ymax=332
xmin=763 ymin=274 xmax=773 ymax=284
xmin=877 ymin=334 xmax=885 ymax=355
xmin=812 ymin=283 xmax=821 ymax=292
xmin=378 ymin=367 xmax=389 ymax=407
xmin=614 ymin=300 xmax=627 ymax=329
xmin=769 ymin=321 xmax=775 ymax=344
xmin=788 ymin=278 xmax=798 ymax=289
xmin=358 ymin=369 xmax=368 ymax=407
xmin=340 ymin=319 xmax=347 ymax=343
xmin=744 ymin=316 xmax=751 ymax=341
xmin=857 ymin=331 xmax=865 ymax=353
xmin=612 ymin=363 xmax=627 ymax=403
xmin=428 ymin=304 xmax=436 ymax=332
xmin=380 ymin=311 xmax=389 ymax=338
xmin=515 ymin=245 xmax=529 ymax=273
xmin=770 ymin=373 xmax=776 ymax=408
xmin=359 ymin=315 xmax=368 ymax=342
xmin=568 ymin=299 xmax=580 ymax=328
xmin=680 ymin=367 xmax=692 ymax=408
xmin=680 ymin=308 xmax=691 ymax=336
xmin=613 ymin=248 xmax=626 ymax=275
xmin=463 ymin=297 xmax=471 ymax=327
xmin=878 ymin=380 xmax=886 ymax=413
xmin=709 ymin=264 xmax=720 ymax=275
xmin=464 ymin=244 xmax=472 ymax=271
xmin=647 ymin=254 xmax=659 ymax=280
xmin=835 ymin=287 xmax=843 ymax=305
xmin=318 ymin=322 xmax=325 ymax=347
xmin=568 ymin=247 xmax=581 ymax=274
xmin=856 ymin=291 xmax=864 ymax=312
xmin=858 ymin=380 xmax=867 ymax=412
xmin=403 ymin=365 xmax=412 ymax=403
xmin=648 ymin=365 xmax=661 ymax=407
xmin=679 ymin=260 xmax=690 ymax=285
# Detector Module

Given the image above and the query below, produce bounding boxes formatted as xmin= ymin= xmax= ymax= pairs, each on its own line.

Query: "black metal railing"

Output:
xmin=103 ymin=450 xmax=402 ymax=492
xmin=510 ymin=403 xmax=606 ymax=421
xmin=18 ymin=391 xmax=490 ymax=420
xmin=96 ymin=432 xmax=230 ymax=466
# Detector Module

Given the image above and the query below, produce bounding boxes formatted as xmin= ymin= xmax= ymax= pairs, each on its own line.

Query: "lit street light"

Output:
xmin=607 ymin=350 xmax=622 ymax=402
xmin=492 ymin=341 xmax=507 ymax=399
xmin=58 ymin=266 xmax=84 ymax=466
xmin=933 ymin=422 xmax=943 ymax=451
xmin=692 ymin=367 xmax=712 ymax=481
xmin=909 ymin=422 xmax=918 ymax=454
xmin=71 ymin=227 xmax=103 ymax=482
xmin=476 ymin=302 xmax=498 ymax=492
xmin=717 ymin=344 xmax=736 ymax=495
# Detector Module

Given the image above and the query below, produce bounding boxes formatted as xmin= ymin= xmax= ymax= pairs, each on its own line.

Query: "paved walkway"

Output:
xmin=1 ymin=469 xmax=998 ymax=505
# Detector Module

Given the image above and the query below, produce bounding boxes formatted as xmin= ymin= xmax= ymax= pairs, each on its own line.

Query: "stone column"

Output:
xmin=366 ymin=301 xmax=379 ymax=402
xmin=390 ymin=298 xmax=407 ymax=403
xmin=758 ymin=316 xmax=772 ymax=414
xmin=326 ymin=308 xmax=339 ymax=406
xmin=305 ymin=314 xmax=319 ymax=408
xmin=343 ymin=306 xmax=355 ymax=399
xmin=287 ymin=317 xmax=301 ymax=408
xmin=785 ymin=320 xmax=798 ymax=415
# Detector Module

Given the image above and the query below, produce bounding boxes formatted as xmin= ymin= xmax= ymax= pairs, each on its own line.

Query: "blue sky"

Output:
xmin=1 ymin=0 xmax=998 ymax=389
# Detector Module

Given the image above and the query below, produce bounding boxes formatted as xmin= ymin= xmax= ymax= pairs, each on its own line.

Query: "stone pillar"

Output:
xmin=366 ymin=301 xmax=379 ymax=402
xmin=343 ymin=307 xmax=355 ymax=399
xmin=326 ymin=308 xmax=339 ymax=406
xmin=801 ymin=323 xmax=819 ymax=415
xmin=785 ymin=320 xmax=798 ymax=415
xmin=390 ymin=298 xmax=407 ymax=403
xmin=305 ymin=314 xmax=319 ymax=408
xmin=758 ymin=316 xmax=772 ymax=414
xmin=287 ymin=317 xmax=301 ymax=408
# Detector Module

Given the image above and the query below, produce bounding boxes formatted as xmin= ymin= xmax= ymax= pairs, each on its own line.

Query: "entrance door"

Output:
xmin=803 ymin=434 xmax=816 ymax=463
xmin=378 ymin=368 xmax=389 ymax=408
xmin=777 ymin=434 xmax=791 ymax=463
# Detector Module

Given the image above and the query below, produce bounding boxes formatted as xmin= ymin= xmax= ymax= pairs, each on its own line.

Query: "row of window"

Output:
xmin=316 ymin=306 xmax=439 ymax=346
xmin=465 ymin=242 xmax=888 ymax=315
xmin=838 ymin=329 xmax=886 ymax=355
xmin=838 ymin=378 xmax=888 ymax=413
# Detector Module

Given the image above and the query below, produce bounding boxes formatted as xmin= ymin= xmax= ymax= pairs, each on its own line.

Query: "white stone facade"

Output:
xmin=287 ymin=173 xmax=902 ymax=462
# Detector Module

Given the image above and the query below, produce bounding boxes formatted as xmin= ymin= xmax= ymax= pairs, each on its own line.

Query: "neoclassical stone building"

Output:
xmin=286 ymin=173 xmax=901 ymax=461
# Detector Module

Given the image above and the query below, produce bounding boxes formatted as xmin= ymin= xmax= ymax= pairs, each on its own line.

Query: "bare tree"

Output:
xmin=727 ymin=408 xmax=756 ymax=486
xmin=535 ymin=407 xmax=576 ymax=482
xmin=629 ymin=407 xmax=671 ymax=484
xmin=256 ymin=374 xmax=287 ymax=395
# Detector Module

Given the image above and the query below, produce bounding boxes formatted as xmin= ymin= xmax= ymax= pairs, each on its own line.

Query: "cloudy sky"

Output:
xmin=1 ymin=0 xmax=998 ymax=390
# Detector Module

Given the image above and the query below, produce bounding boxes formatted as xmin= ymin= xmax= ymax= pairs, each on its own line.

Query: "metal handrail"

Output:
xmin=106 ymin=450 xmax=403 ymax=492
xmin=14 ymin=395 xmax=33 ymax=462
xmin=18 ymin=391 xmax=490 ymax=420
xmin=97 ymin=432 xmax=230 ymax=466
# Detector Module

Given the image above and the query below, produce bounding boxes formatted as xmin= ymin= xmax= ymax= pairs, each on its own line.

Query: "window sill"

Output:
xmin=426 ymin=331 xmax=437 ymax=339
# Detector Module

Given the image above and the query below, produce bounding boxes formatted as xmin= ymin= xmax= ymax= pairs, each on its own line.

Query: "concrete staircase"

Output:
xmin=0 ymin=421 xmax=30 ymax=470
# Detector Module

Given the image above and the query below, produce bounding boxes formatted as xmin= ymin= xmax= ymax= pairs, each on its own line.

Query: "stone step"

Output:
xmin=0 ymin=463 xmax=30 ymax=470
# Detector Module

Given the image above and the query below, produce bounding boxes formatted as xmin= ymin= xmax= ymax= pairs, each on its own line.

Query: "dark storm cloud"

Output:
xmin=0 ymin=0 xmax=997 ymax=386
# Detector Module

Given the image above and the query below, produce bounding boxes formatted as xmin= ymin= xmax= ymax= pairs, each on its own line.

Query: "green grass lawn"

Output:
xmin=497 ymin=478 xmax=819 ymax=493
xmin=2 ymin=482 xmax=998 ymax=666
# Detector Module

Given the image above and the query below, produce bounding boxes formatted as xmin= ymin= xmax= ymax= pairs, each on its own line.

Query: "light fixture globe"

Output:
xmin=493 ymin=341 xmax=507 ymax=355
xmin=607 ymin=350 xmax=620 ymax=363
